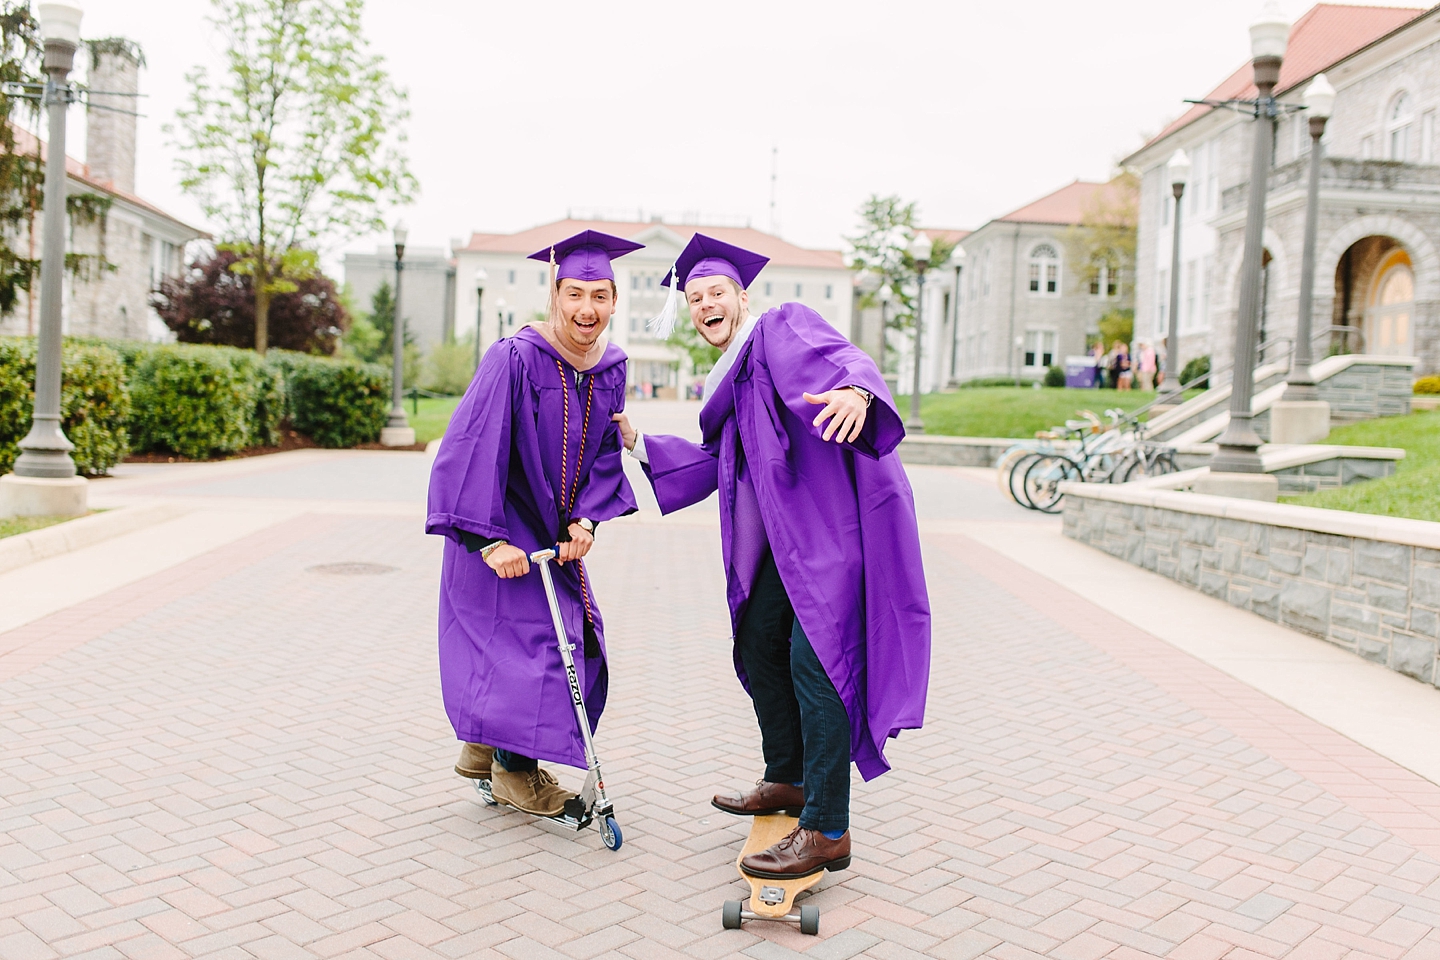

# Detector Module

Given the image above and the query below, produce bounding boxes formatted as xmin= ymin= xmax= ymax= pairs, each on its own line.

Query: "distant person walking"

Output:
xmin=1109 ymin=341 xmax=1132 ymax=391
xmin=1090 ymin=341 xmax=1108 ymax=389
xmin=1135 ymin=341 xmax=1157 ymax=391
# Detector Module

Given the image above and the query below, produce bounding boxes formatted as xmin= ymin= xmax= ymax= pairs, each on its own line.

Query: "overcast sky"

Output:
xmin=69 ymin=0 xmax=1405 ymax=265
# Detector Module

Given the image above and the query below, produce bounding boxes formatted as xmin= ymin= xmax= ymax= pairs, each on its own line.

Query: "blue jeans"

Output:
xmin=494 ymin=750 xmax=536 ymax=773
xmin=735 ymin=553 xmax=850 ymax=833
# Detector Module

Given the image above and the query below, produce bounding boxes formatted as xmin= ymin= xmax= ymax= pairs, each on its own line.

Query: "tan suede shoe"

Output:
xmin=491 ymin=766 xmax=575 ymax=817
xmin=454 ymin=743 xmax=494 ymax=779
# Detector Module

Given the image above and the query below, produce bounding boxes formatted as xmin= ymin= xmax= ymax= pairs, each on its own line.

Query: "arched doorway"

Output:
xmin=1366 ymin=248 xmax=1414 ymax=355
xmin=1333 ymin=235 xmax=1415 ymax=356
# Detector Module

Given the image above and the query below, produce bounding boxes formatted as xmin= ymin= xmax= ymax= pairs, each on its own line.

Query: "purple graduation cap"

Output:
xmin=527 ymin=229 xmax=644 ymax=283
xmin=649 ymin=233 xmax=771 ymax=339
xmin=661 ymin=233 xmax=770 ymax=291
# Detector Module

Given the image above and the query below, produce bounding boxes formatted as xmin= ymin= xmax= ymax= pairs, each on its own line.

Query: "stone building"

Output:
xmin=451 ymin=219 xmax=850 ymax=397
xmin=341 ymin=247 xmax=456 ymax=350
xmin=1125 ymin=3 xmax=1440 ymax=381
xmin=946 ymin=181 xmax=1135 ymax=387
xmin=0 ymin=40 xmax=207 ymax=341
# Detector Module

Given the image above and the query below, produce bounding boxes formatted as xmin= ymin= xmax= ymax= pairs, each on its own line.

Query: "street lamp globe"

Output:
xmin=36 ymin=3 xmax=82 ymax=46
xmin=1249 ymin=2 xmax=1289 ymax=61
xmin=1305 ymin=73 xmax=1336 ymax=119
xmin=1167 ymin=148 xmax=1192 ymax=189
xmin=858 ymin=270 xmax=882 ymax=294
xmin=474 ymin=267 xmax=488 ymax=290
xmin=908 ymin=234 xmax=933 ymax=267
xmin=946 ymin=245 xmax=966 ymax=267
xmin=392 ymin=220 xmax=408 ymax=258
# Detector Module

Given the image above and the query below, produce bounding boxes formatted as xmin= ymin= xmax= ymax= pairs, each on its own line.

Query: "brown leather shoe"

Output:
xmin=712 ymin=780 xmax=805 ymax=817
xmin=741 ymin=826 xmax=852 ymax=879
xmin=454 ymin=743 xmax=494 ymax=779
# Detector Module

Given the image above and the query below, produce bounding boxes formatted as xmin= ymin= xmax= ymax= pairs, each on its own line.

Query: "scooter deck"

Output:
xmin=736 ymin=814 xmax=823 ymax=919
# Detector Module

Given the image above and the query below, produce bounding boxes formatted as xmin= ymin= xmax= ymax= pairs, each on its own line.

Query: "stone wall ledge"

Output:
xmin=1060 ymin=478 xmax=1440 ymax=550
xmin=0 ymin=500 xmax=191 ymax=576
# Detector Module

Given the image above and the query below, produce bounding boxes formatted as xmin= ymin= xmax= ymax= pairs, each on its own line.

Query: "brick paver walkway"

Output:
xmin=5 ymin=450 xmax=1440 ymax=959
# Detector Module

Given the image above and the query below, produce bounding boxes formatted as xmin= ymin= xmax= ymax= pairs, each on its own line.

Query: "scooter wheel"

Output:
xmin=601 ymin=815 xmax=622 ymax=851
xmin=722 ymin=900 xmax=743 ymax=930
xmin=473 ymin=779 xmax=497 ymax=806
xmin=799 ymin=905 xmax=820 ymax=936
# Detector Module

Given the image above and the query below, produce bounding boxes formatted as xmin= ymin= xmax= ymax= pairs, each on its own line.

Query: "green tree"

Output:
xmin=0 ymin=3 xmax=42 ymax=316
xmin=845 ymin=194 xmax=955 ymax=369
xmin=670 ymin=302 xmax=722 ymax=375
xmin=170 ymin=0 xmax=416 ymax=354
xmin=1062 ymin=171 xmax=1138 ymax=301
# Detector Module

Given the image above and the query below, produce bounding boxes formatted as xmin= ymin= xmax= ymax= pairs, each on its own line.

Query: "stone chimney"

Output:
xmin=85 ymin=38 xmax=142 ymax=194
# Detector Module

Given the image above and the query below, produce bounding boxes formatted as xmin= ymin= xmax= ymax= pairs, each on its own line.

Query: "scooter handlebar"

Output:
xmin=529 ymin=547 xmax=559 ymax=563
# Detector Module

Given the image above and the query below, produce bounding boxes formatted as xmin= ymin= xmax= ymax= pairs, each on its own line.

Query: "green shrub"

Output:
xmin=284 ymin=355 xmax=389 ymax=447
xmin=1043 ymin=365 xmax=1066 ymax=388
xmin=1180 ymin=354 xmax=1210 ymax=389
xmin=0 ymin=338 xmax=131 ymax=476
xmin=127 ymin=344 xmax=260 ymax=459
xmin=423 ymin=338 xmax=476 ymax=396
xmin=1415 ymin=375 xmax=1440 ymax=395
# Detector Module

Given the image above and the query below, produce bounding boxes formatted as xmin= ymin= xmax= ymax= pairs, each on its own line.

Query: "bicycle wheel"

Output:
xmin=1121 ymin=449 xmax=1179 ymax=483
xmin=1023 ymin=455 xmax=1081 ymax=513
xmin=1007 ymin=452 xmax=1046 ymax=507
xmin=996 ymin=448 xmax=1032 ymax=500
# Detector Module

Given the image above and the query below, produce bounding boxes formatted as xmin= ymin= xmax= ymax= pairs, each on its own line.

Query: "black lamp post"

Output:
xmin=5 ymin=2 xmax=85 ymax=517
xmin=907 ymin=233 xmax=933 ymax=433
xmin=1209 ymin=2 xmax=1290 ymax=478
xmin=1287 ymin=73 xmax=1335 ymax=401
xmin=1159 ymin=149 xmax=1190 ymax=400
xmin=381 ymin=221 xmax=414 ymax=446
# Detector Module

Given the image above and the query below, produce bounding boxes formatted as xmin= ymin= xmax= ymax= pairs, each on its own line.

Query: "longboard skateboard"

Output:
xmin=721 ymin=814 xmax=822 ymax=935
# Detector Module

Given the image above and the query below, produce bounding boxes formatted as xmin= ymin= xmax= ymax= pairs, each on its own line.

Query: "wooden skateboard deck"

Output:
xmin=735 ymin=814 xmax=823 ymax=919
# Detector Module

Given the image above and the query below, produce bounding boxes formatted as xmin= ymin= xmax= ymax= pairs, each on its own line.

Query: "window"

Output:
xmin=982 ymin=249 xmax=991 ymax=297
xmin=1200 ymin=255 xmax=1213 ymax=330
xmin=1366 ymin=249 xmax=1415 ymax=355
xmin=1107 ymin=267 xmax=1118 ymax=297
xmin=1424 ymin=110 xmax=1436 ymax=163
xmin=1361 ymin=135 xmax=1375 ymax=160
xmin=1161 ymin=192 xmax=1170 ymax=227
xmin=1028 ymin=244 xmax=1059 ymax=295
xmin=764 ymin=281 xmax=773 ymax=297
xmin=645 ymin=275 xmax=653 ymax=290
xmin=824 ymin=284 xmax=833 ymax=300
xmin=1023 ymin=330 xmax=1056 ymax=369
xmin=538 ymin=270 xmax=546 ymax=286
xmin=1388 ymin=92 xmax=1413 ymax=160
xmin=1088 ymin=262 xmax=1117 ymax=298
xmin=631 ymin=275 xmax=639 ymax=290
xmin=794 ymin=283 xmax=803 ymax=297
xmin=507 ymin=269 xmax=516 ymax=285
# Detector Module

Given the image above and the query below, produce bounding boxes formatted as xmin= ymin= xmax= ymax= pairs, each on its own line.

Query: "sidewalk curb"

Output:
xmin=0 ymin=500 xmax=192 ymax=575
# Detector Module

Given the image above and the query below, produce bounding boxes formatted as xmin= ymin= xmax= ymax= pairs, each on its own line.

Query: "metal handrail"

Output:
xmin=1121 ymin=335 xmax=1295 ymax=425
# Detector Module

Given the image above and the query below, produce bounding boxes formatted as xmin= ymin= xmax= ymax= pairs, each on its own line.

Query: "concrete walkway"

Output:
xmin=4 ymin=401 xmax=1440 ymax=959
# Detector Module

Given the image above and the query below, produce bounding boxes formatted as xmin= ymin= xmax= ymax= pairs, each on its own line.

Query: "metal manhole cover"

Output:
xmin=307 ymin=562 xmax=399 ymax=576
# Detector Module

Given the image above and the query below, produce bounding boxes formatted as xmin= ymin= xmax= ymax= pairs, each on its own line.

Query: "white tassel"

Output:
xmin=647 ymin=263 xmax=681 ymax=339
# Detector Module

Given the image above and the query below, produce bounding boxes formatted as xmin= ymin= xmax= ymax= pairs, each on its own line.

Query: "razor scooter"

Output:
xmin=472 ymin=548 xmax=622 ymax=851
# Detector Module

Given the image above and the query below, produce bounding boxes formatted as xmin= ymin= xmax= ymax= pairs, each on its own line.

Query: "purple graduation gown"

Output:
xmin=426 ymin=326 xmax=636 ymax=768
xmin=641 ymin=302 xmax=930 ymax=781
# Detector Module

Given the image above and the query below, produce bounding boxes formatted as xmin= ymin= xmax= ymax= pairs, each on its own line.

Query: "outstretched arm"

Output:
xmin=612 ymin=412 xmax=719 ymax=514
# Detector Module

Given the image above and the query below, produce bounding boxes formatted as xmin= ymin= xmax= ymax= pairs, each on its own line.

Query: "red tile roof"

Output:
xmin=460 ymin=219 xmax=845 ymax=269
xmin=9 ymin=126 xmax=209 ymax=237
xmin=1145 ymin=3 xmax=1424 ymax=148
xmin=995 ymin=180 xmax=1116 ymax=226
xmin=922 ymin=228 xmax=971 ymax=243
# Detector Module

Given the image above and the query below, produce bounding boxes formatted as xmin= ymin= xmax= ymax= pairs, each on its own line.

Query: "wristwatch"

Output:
xmin=574 ymin=518 xmax=595 ymax=535
xmin=848 ymin=385 xmax=874 ymax=407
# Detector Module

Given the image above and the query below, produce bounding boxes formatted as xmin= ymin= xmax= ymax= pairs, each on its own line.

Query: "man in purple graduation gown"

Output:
xmin=614 ymin=234 xmax=930 ymax=878
xmin=427 ymin=230 xmax=641 ymax=817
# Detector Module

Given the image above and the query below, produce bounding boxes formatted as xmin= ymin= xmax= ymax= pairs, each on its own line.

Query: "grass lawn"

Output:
xmin=409 ymin=396 xmax=463 ymax=445
xmin=0 ymin=514 xmax=78 ymax=540
xmin=918 ymin=387 xmax=1196 ymax=439
xmin=1279 ymin=409 xmax=1440 ymax=522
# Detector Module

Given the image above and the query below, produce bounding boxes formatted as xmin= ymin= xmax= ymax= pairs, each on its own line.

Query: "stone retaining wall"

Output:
xmin=1064 ymin=486 xmax=1440 ymax=686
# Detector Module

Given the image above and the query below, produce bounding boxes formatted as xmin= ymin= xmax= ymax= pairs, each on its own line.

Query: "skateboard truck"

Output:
xmin=469 ymin=548 xmax=621 ymax=852
xmin=721 ymin=814 xmax=823 ymax=936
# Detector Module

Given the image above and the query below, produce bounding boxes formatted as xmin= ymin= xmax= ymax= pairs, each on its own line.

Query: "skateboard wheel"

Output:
xmin=601 ymin=815 xmax=622 ymax=851
xmin=722 ymin=900 xmax=743 ymax=929
xmin=799 ymin=905 xmax=819 ymax=936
